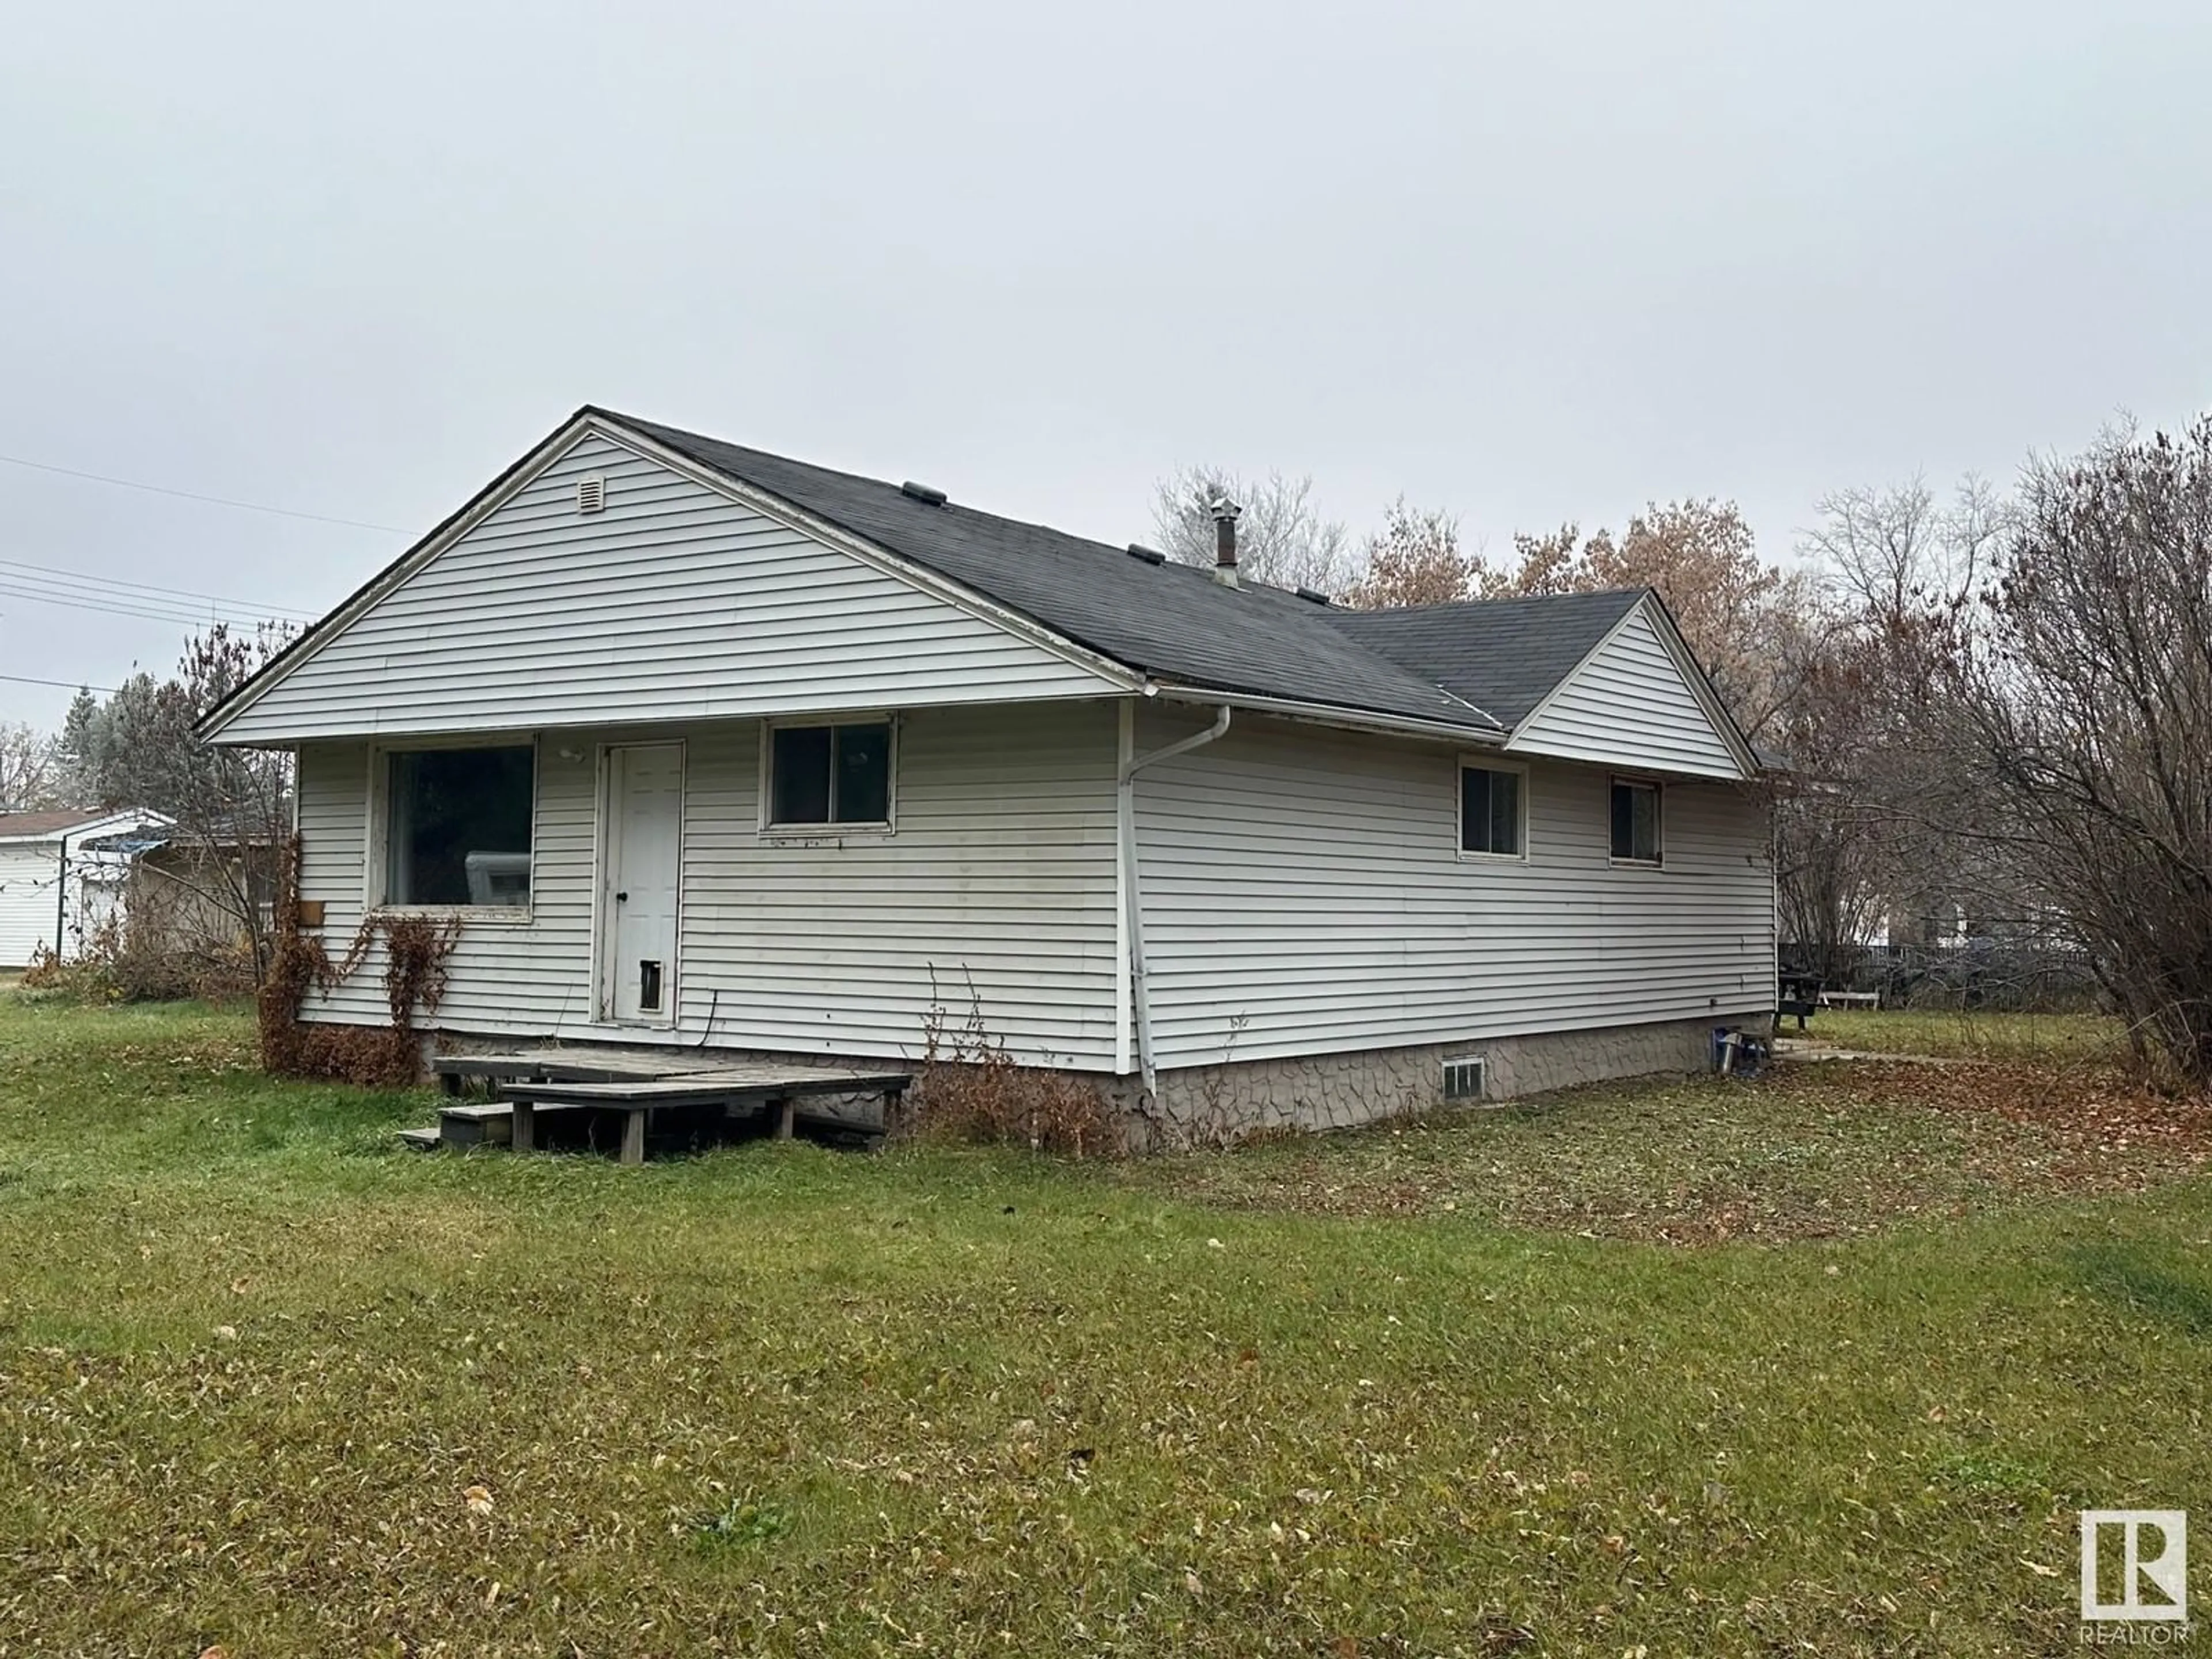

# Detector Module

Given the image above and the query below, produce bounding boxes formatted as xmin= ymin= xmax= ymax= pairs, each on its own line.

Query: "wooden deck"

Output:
xmin=422 ymin=1048 xmax=913 ymax=1164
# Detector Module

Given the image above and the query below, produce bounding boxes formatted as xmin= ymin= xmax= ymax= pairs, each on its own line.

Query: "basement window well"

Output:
xmin=382 ymin=745 xmax=535 ymax=906
xmin=766 ymin=719 xmax=892 ymax=828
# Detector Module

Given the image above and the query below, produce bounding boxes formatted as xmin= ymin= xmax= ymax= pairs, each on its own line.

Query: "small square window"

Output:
xmin=768 ymin=720 xmax=892 ymax=827
xmin=1459 ymin=763 xmax=1524 ymax=857
xmin=1609 ymin=779 xmax=1661 ymax=864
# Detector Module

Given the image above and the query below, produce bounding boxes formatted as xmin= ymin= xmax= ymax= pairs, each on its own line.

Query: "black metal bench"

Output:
xmin=1778 ymin=972 xmax=1821 ymax=1032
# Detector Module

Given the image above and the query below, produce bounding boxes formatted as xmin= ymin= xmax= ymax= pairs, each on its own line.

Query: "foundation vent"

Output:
xmin=577 ymin=474 xmax=607 ymax=515
xmin=1441 ymin=1055 xmax=1486 ymax=1101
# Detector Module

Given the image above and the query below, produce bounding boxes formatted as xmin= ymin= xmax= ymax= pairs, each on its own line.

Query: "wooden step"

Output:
xmin=438 ymin=1101 xmax=513 ymax=1148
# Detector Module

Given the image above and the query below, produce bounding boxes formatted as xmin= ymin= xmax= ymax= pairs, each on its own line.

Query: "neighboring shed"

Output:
xmin=0 ymin=809 xmax=174 ymax=969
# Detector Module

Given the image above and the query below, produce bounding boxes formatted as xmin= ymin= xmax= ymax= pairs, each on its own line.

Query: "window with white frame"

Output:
xmin=382 ymin=745 xmax=535 ymax=906
xmin=1609 ymin=777 xmax=1661 ymax=865
xmin=767 ymin=719 xmax=892 ymax=827
xmin=1459 ymin=760 xmax=1526 ymax=857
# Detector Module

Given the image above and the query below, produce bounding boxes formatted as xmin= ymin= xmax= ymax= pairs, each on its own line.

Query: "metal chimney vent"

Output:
xmin=1209 ymin=496 xmax=1243 ymax=588
xmin=577 ymin=475 xmax=606 ymax=515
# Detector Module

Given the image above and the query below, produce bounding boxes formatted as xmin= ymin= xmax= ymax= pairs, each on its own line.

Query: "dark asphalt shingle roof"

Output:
xmin=1321 ymin=590 xmax=1645 ymax=728
xmin=618 ymin=411 xmax=1506 ymax=733
xmin=202 ymin=407 xmax=1706 ymax=750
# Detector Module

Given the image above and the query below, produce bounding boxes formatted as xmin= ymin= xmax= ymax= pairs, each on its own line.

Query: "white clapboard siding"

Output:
xmin=218 ymin=435 xmax=1115 ymax=744
xmin=675 ymin=703 xmax=1119 ymax=1065
xmin=290 ymin=702 xmax=1120 ymax=1066
xmin=1509 ymin=602 xmax=1744 ymax=779
xmin=1133 ymin=710 xmax=1774 ymax=1067
xmin=0 ymin=845 xmax=59 ymax=967
xmin=295 ymin=740 xmax=599 ymax=1032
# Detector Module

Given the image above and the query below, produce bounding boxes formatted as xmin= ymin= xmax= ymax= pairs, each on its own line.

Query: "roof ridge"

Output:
xmin=599 ymin=409 xmax=1513 ymax=737
xmin=605 ymin=408 xmax=1152 ymax=569
xmin=1334 ymin=586 xmax=1650 ymax=620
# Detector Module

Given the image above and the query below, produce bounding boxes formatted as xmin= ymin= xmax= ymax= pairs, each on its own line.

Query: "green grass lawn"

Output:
xmin=1806 ymin=1007 xmax=2122 ymax=1066
xmin=2 ymin=999 xmax=2208 ymax=1656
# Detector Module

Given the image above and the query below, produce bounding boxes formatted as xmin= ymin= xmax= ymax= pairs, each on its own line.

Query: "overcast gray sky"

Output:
xmin=3 ymin=1 xmax=2207 ymax=727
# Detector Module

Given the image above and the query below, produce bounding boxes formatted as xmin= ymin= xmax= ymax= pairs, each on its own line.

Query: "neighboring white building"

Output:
xmin=0 ymin=809 xmax=173 ymax=969
xmin=200 ymin=407 xmax=1777 ymax=1143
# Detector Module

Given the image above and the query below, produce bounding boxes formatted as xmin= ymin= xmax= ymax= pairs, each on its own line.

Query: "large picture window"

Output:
xmin=384 ymin=745 xmax=535 ymax=906
xmin=1609 ymin=778 xmax=1662 ymax=865
xmin=1458 ymin=762 xmax=1525 ymax=858
xmin=768 ymin=720 xmax=892 ymax=827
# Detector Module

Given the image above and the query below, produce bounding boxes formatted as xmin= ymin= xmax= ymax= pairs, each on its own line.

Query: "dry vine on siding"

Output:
xmin=258 ymin=836 xmax=460 ymax=1086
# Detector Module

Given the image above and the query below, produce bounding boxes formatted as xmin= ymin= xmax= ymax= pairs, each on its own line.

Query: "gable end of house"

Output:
xmin=1505 ymin=593 xmax=1756 ymax=780
xmin=200 ymin=414 xmax=1137 ymax=745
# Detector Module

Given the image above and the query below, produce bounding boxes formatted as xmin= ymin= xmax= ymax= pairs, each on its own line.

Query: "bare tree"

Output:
xmin=1478 ymin=499 xmax=1809 ymax=741
xmin=1150 ymin=464 xmax=1357 ymax=594
xmin=70 ymin=625 xmax=297 ymax=982
xmin=1934 ymin=417 xmax=2212 ymax=1085
xmin=0 ymin=724 xmax=61 ymax=813
xmin=1775 ymin=478 xmax=2019 ymax=973
xmin=1764 ymin=603 xmax=1920 ymax=986
xmin=1805 ymin=474 xmax=2003 ymax=625
xmin=1340 ymin=498 xmax=1472 ymax=608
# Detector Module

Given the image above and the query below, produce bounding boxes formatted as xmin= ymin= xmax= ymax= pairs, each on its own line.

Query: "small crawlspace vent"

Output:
xmin=577 ymin=474 xmax=607 ymax=515
xmin=1441 ymin=1055 xmax=1486 ymax=1101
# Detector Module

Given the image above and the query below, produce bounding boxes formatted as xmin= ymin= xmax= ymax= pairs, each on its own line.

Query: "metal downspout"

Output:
xmin=1118 ymin=703 xmax=1232 ymax=1100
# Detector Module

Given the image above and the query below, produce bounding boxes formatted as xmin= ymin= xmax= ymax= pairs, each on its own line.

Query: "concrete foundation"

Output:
xmin=1122 ymin=1013 xmax=1768 ymax=1150
xmin=427 ymin=1010 xmax=1771 ymax=1154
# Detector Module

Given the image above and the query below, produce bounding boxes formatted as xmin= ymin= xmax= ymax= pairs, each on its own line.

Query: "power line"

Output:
xmin=0 ymin=578 xmax=233 ymax=626
xmin=0 ymin=671 xmax=118 ymax=694
xmin=0 ymin=556 xmax=319 ymax=622
xmin=0 ymin=580 xmax=286 ymax=630
xmin=0 ymin=450 xmax=401 ymax=533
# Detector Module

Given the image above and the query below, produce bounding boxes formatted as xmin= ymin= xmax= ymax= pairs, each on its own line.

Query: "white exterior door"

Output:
xmin=600 ymin=743 xmax=683 ymax=1025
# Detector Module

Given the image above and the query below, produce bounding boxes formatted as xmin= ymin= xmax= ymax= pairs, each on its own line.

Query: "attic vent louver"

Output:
xmin=900 ymin=480 xmax=948 ymax=506
xmin=576 ymin=474 xmax=606 ymax=515
xmin=1126 ymin=543 xmax=1166 ymax=566
xmin=1296 ymin=586 xmax=1332 ymax=605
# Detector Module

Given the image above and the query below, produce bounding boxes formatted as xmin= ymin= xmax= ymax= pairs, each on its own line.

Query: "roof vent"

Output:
xmin=1296 ymin=586 xmax=1332 ymax=605
xmin=576 ymin=474 xmax=606 ymax=515
xmin=900 ymin=480 xmax=948 ymax=506
xmin=1125 ymin=542 xmax=1166 ymax=566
